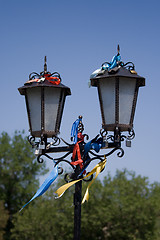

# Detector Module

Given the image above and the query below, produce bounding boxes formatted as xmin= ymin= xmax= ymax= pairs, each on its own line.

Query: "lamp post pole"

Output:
xmin=74 ymin=180 xmax=82 ymax=240
xmin=72 ymin=116 xmax=84 ymax=240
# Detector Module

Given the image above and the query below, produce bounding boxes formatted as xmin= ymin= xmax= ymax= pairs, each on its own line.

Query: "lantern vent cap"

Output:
xmin=90 ymin=45 xmax=145 ymax=88
xmin=18 ymin=56 xmax=71 ymax=96
xmin=90 ymin=67 xmax=145 ymax=87
xmin=18 ymin=80 xmax=71 ymax=96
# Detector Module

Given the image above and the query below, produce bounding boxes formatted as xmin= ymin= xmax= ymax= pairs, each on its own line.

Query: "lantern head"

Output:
xmin=90 ymin=47 xmax=145 ymax=132
xmin=18 ymin=57 xmax=71 ymax=138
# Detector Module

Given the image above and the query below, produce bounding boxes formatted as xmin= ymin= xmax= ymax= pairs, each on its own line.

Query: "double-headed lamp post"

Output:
xmin=18 ymin=46 xmax=145 ymax=240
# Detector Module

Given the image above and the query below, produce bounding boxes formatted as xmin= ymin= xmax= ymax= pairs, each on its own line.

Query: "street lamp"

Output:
xmin=18 ymin=47 xmax=145 ymax=240
xmin=90 ymin=46 xmax=145 ymax=147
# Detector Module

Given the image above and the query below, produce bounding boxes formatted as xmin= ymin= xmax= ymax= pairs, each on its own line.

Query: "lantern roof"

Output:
xmin=18 ymin=56 xmax=71 ymax=96
xmin=18 ymin=80 xmax=71 ymax=96
xmin=90 ymin=67 xmax=145 ymax=88
xmin=90 ymin=45 xmax=145 ymax=88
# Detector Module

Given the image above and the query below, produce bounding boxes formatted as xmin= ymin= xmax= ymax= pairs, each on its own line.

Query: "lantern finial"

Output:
xmin=44 ymin=56 xmax=47 ymax=73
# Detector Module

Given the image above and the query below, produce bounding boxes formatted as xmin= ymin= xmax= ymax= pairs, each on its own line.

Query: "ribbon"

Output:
xmin=45 ymin=75 xmax=61 ymax=85
xmin=70 ymin=118 xmax=81 ymax=143
xmin=20 ymin=165 xmax=58 ymax=211
xmin=25 ymin=74 xmax=61 ymax=85
xmin=55 ymin=159 xmax=106 ymax=202
xmin=82 ymin=158 xmax=106 ymax=203
xmin=71 ymin=135 xmax=84 ymax=169
xmin=102 ymin=54 xmax=121 ymax=71
xmin=90 ymin=52 xmax=121 ymax=78
xmin=84 ymin=137 xmax=104 ymax=156
xmin=71 ymin=159 xmax=83 ymax=169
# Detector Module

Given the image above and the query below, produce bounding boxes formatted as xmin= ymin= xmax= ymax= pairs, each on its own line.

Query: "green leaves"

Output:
xmin=11 ymin=169 xmax=160 ymax=240
xmin=0 ymin=201 xmax=9 ymax=240
xmin=0 ymin=131 xmax=48 ymax=239
xmin=99 ymin=170 xmax=157 ymax=240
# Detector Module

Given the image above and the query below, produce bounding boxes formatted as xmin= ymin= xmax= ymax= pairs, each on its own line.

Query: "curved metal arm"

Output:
xmin=121 ymin=61 xmax=135 ymax=70
xmin=29 ymin=72 xmax=41 ymax=80
xmin=89 ymin=147 xmax=124 ymax=158
xmin=127 ymin=129 xmax=135 ymax=140
xmin=55 ymin=159 xmax=75 ymax=170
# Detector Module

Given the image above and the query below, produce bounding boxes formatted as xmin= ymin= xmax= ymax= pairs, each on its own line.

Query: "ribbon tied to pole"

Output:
xmin=55 ymin=158 xmax=107 ymax=203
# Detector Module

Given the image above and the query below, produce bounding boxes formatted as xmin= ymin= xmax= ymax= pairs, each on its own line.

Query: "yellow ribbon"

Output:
xmin=55 ymin=158 xmax=107 ymax=203
xmin=82 ymin=158 xmax=106 ymax=203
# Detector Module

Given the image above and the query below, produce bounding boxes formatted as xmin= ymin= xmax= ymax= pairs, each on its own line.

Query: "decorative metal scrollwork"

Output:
xmin=28 ymin=136 xmax=38 ymax=148
xmin=100 ymin=129 xmax=107 ymax=139
xmin=28 ymin=116 xmax=135 ymax=183
xmin=99 ymin=45 xmax=136 ymax=75
xmin=46 ymin=136 xmax=61 ymax=149
xmin=120 ymin=61 xmax=135 ymax=71
xmin=29 ymin=71 xmax=62 ymax=82
xmin=28 ymin=72 xmax=41 ymax=80
xmin=127 ymin=129 xmax=135 ymax=140
xmin=28 ymin=56 xmax=62 ymax=84
xmin=37 ymin=155 xmax=44 ymax=163
xmin=89 ymin=146 xmax=124 ymax=158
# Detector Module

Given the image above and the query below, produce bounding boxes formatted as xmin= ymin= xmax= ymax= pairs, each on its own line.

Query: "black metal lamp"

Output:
xmin=90 ymin=47 xmax=145 ymax=142
xmin=18 ymin=57 xmax=71 ymax=139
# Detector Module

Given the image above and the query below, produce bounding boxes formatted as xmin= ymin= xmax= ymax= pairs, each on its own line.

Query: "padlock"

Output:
xmin=35 ymin=149 xmax=42 ymax=156
xmin=126 ymin=140 xmax=131 ymax=147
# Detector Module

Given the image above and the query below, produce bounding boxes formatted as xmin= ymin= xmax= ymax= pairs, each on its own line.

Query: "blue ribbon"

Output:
xmin=102 ymin=54 xmax=121 ymax=71
xmin=84 ymin=137 xmax=104 ymax=156
xmin=71 ymin=118 xmax=81 ymax=143
xmin=20 ymin=165 xmax=58 ymax=211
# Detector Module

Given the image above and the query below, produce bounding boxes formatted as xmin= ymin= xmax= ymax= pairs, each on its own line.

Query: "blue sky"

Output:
xmin=0 ymin=0 xmax=160 ymax=183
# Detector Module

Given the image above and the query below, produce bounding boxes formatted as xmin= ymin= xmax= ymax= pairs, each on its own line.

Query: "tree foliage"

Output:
xmin=12 ymin=169 xmax=160 ymax=240
xmin=81 ymin=170 xmax=160 ymax=240
xmin=0 ymin=201 xmax=9 ymax=240
xmin=0 ymin=131 xmax=47 ymax=240
xmin=12 ymin=178 xmax=74 ymax=240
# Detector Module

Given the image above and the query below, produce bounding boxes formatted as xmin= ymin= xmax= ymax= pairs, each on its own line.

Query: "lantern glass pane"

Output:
xmin=119 ymin=78 xmax=136 ymax=125
xmin=27 ymin=88 xmax=41 ymax=131
xmin=44 ymin=88 xmax=61 ymax=131
xmin=99 ymin=79 xmax=115 ymax=124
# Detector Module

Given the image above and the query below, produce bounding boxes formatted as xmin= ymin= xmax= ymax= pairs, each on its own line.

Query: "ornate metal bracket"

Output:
xmin=28 ymin=117 xmax=135 ymax=182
